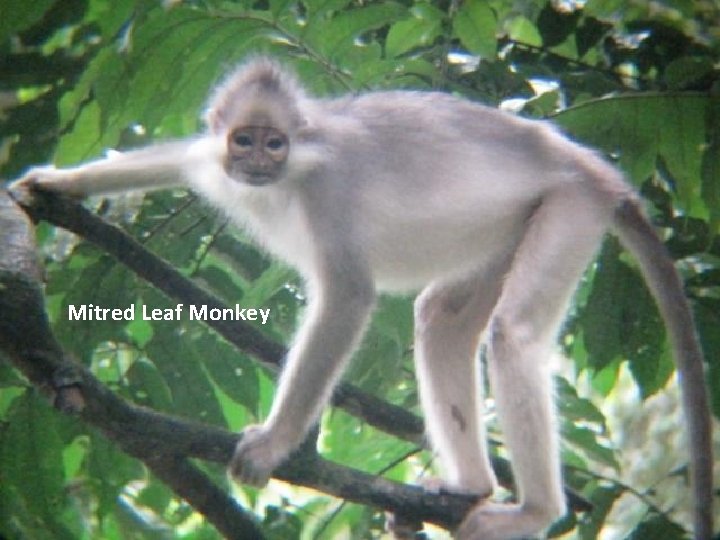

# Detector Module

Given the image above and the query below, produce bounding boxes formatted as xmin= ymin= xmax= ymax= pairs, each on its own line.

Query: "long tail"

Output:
xmin=614 ymin=199 xmax=713 ymax=540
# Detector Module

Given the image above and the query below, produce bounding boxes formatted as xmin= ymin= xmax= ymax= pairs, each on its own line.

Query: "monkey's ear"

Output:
xmin=204 ymin=107 xmax=225 ymax=134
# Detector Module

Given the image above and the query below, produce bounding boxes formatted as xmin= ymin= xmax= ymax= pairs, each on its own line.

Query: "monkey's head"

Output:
xmin=224 ymin=122 xmax=289 ymax=185
xmin=206 ymin=57 xmax=305 ymax=186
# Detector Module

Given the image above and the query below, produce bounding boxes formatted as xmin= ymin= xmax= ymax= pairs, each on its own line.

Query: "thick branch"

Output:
xmin=2 ymin=188 xmax=592 ymax=527
xmin=0 ymin=189 xmax=483 ymax=530
xmin=14 ymin=188 xmax=425 ymax=444
xmin=144 ymin=454 xmax=263 ymax=540
xmin=0 ymin=190 xmax=264 ymax=539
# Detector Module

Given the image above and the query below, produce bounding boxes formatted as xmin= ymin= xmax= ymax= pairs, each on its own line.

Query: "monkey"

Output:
xmin=9 ymin=57 xmax=713 ymax=540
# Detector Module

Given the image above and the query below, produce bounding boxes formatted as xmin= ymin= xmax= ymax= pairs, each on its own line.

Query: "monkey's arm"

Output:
xmin=10 ymin=140 xmax=208 ymax=197
xmin=230 ymin=249 xmax=376 ymax=486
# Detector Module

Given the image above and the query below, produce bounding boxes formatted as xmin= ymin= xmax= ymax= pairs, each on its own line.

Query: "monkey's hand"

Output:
xmin=9 ymin=166 xmax=86 ymax=199
xmin=229 ymin=424 xmax=287 ymax=487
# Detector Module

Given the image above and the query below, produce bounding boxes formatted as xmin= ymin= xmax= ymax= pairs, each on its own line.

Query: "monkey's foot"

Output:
xmin=385 ymin=479 xmax=491 ymax=540
xmin=456 ymin=501 xmax=560 ymax=540
xmin=228 ymin=424 xmax=286 ymax=487
xmin=420 ymin=477 xmax=494 ymax=501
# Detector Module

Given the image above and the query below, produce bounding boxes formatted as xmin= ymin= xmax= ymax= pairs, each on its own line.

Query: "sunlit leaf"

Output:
xmin=506 ymin=15 xmax=542 ymax=48
xmin=453 ymin=1 xmax=497 ymax=58
xmin=386 ymin=12 xmax=442 ymax=58
xmin=557 ymin=94 xmax=710 ymax=217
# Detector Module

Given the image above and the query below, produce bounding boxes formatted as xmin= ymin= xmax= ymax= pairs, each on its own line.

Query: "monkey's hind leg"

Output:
xmin=414 ymin=265 xmax=507 ymax=497
xmin=457 ymin=188 xmax=610 ymax=540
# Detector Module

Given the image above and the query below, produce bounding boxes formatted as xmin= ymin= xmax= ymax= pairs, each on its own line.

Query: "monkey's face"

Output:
xmin=224 ymin=125 xmax=289 ymax=186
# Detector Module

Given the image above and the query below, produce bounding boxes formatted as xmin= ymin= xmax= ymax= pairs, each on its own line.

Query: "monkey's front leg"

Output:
xmin=9 ymin=141 xmax=198 ymax=197
xmin=230 ymin=271 xmax=376 ymax=487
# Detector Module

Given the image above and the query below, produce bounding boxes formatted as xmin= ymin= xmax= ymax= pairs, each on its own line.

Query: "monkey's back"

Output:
xmin=305 ymin=92 xmax=621 ymax=290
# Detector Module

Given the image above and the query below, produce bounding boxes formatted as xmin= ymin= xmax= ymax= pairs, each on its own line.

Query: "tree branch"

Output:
xmin=0 ymin=190 xmax=266 ymax=539
xmin=1 ymin=189 xmax=592 ymax=535
xmin=0 ymin=189 xmax=481 ymax=530
xmin=144 ymin=454 xmax=264 ymax=540
xmin=13 ymin=187 xmax=426 ymax=444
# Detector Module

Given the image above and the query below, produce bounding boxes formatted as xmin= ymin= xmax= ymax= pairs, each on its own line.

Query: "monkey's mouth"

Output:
xmin=243 ymin=173 xmax=278 ymax=186
xmin=224 ymin=160 xmax=279 ymax=186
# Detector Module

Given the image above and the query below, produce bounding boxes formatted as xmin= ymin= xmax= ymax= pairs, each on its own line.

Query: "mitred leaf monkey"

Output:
xmin=11 ymin=58 xmax=713 ymax=540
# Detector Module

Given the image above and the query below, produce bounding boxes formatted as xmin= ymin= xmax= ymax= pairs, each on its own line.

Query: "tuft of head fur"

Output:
xmin=205 ymin=56 xmax=306 ymax=134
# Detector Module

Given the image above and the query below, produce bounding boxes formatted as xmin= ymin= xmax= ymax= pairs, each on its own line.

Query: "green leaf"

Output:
xmin=211 ymin=233 xmax=271 ymax=282
xmin=51 ymin=253 xmax=138 ymax=357
xmin=522 ymin=90 xmax=560 ymax=118
xmin=0 ymin=0 xmax=55 ymax=43
xmin=575 ymin=16 xmax=612 ymax=57
xmin=583 ymin=0 xmax=627 ymax=17
xmin=578 ymin=484 xmax=624 ymax=539
xmin=269 ymin=0 xmax=296 ymax=19
xmin=125 ymin=309 xmax=154 ymax=348
xmin=62 ymin=435 xmax=88 ymax=479
xmin=506 ymin=16 xmax=542 ymax=48
xmin=579 ymin=241 xmax=668 ymax=397
xmin=562 ymin=423 xmax=618 ymax=469
xmin=144 ymin=301 xmax=226 ymax=426
xmin=55 ymin=101 xmax=105 ymax=163
xmin=0 ymin=364 xmax=25 ymax=391
xmin=536 ymin=2 xmax=580 ymax=48
xmin=347 ymin=297 xmax=412 ymax=394
xmin=302 ymin=0 xmax=352 ymax=18
xmin=372 ymin=296 xmax=413 ymax=345
xmin=556 ymin=377 xmax=607 ymax=426
xmin=136 ymin=480 xmax=173 ymax=516
xmin=322 ymin=410 xmax=416 ymax=476
xmin=702 ymin=145 xmax=720 ymax=235
xmin=628 ymin=513 xmax=686 ymax=539
xmin=547 ymin=512 xmax=577 ymax=537
xmin=196 ymin=265 xmax=245 ymax=305
xmin=453 ymin=1 xmax=497 ymax=58
xmin=84 ymin=0 xmax=135 ymax=40
xmin=262 ymin=504 xmax=303 ymax=539
xmin=57 ymin=47 xmax=116 ymax=144
xmin=579 ymin=244 xmax=624 ymax=370
xmin=695 ymin=302 xmax=720 ymax=417
xmin=557 ymin=378 xmax=617 ymax=469
xmin=590 ymin=361 xmax=621 ymax=396
xmin=119 ymin=10 xmax=232 ymax=131
xmin=126 ymin=357 xmax=174 ymax=412
xmin=661 ymin=97 xmax=706 ymax=213
xmin=309 ymin=3 xmax=407 ymax=59
xmin=134 ymin=194 xmax=213 ymax=268
xmin=556 ymin=94 xmax=710 ymax=217
xmin=664 ymin=56 xmax=714 ymax=90
xmin=701 ymin=92 xmax=720 ymax=234
xmin=194 ymin=333 xmax=260 ymax=413
xmin=0 ymin=394 xmax=70 ymax=533
xmin=386 ymin=12 xmax=442 ymax=58
xmin=86 ymin=433 xmax=142 ymax=517
xmin=235 ymin=263 xmax=295 ymax=310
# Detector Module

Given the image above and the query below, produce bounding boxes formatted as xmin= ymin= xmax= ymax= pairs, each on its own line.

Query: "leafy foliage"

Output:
xmin=1 ymin=0 xmax=719 ymax=538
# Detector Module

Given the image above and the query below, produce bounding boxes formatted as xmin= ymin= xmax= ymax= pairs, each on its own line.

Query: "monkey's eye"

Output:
xmin=233 ymin=133 xmax=253 ymax=147
xmin=266 ymin=137 xmax=285 ymax=151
